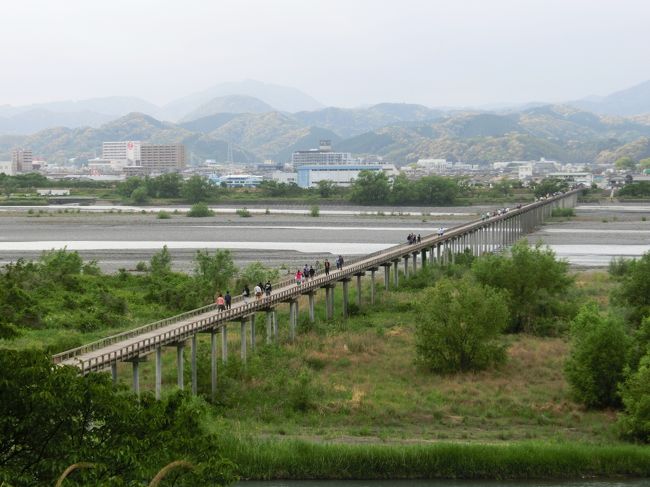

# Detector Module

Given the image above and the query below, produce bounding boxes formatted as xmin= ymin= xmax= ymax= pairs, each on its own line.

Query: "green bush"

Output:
xmin=236 ymin=207 xmax=251 ymax=217
xmin=157 ymin=210 xmax=171 ymax=219
xmin=310 ymin=205 xmax=320 ymax=217
xmin=130 ymin=186 xmax=149 ymax=204
xmin=187 ymin=203 xmax=214 ymax=217
xmin=565 ymin=304 xmax=629 ymax=409
xmin=551 ymin=207 xmax=575 ymax=217
xmin=415 ymin=276 xmax=509 ymax=373
xmin=472 ymin=240 xmax=572 ymax=334
xmin=619 ymin=350 xmax=650 ymax=442
xmin=614 ymin=251 xmax=650 ymax=324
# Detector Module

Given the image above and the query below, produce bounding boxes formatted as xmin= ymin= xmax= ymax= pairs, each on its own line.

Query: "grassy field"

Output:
xmin=73 ymin=270 xmax=622 ymax=447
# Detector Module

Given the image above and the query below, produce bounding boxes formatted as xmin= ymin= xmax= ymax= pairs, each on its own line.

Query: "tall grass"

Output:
xmin=221 ymin=436 xmax=650 ymax=480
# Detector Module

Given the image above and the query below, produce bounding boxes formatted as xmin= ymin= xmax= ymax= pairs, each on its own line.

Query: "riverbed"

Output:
xmin=0 ymin=202 xmax=647 ymax=272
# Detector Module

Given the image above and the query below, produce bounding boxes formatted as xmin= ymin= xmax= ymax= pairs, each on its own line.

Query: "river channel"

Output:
xmin=0 ymin=202 xmax=647 ymax=271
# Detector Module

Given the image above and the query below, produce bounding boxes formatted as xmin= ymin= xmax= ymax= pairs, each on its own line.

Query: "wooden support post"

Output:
xmin=210 ymin=328 xmax=217 ymax=401
xmin=155 ymin=347 xmax=162 ymax=400
xmin=191 ymin=334 xmax=197 ymax=395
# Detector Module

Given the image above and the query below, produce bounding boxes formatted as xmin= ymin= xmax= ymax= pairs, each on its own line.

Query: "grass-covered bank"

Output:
xmin=219 ymin=436 xmax=650 ymax=480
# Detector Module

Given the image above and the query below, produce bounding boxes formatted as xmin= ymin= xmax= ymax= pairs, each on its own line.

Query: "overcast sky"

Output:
xmin=2 ymin=0 xmax=650 ymax=108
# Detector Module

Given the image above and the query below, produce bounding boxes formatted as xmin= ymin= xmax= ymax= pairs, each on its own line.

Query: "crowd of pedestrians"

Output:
xmin=406 ymin=233 xmax=422 ymax=244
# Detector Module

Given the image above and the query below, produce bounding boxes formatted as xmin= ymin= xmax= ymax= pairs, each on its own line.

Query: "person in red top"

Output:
xmin=295 ymin=269 xmax=303 ymax=287
xmin=215 ymin=292 xmax=226 ymax=311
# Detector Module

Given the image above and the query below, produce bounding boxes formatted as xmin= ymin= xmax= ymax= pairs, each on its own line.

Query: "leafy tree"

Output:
xmin=491 ymin=179 xmax=514 ymax=197
xmin=182 ymin=175 xmax=214 ymax=203
xmin=350 ymin=170 xmax=390 ymax=204
xmin=618 ymin=350 xmax=650 ymax=442
xmin=116 ymin=176 xmax=145 ymax=198
xmin=565 ymin=304 xmax=629 ymax=408
xmin=639 ymin=158 xmax=650 ymax=170
xmin=472 ymin=240 xmax=572 ymax=334
xmin=149 ymin=245 xmax=173 ymax=276
xmin=615 ymin=156 xmax=637 ymax=171
xmin=533 ymin=178 xmax=569 ymax=198
xmin=152 ymin=172 xmax=183 ymax=198
xmin=194 ymin=249 xmax=237 ymax=298
xmin=613 ymin=252 xmax=650 ymax=324
xmin=317 ymin=179 xmax=336 ymax=198
xmin=390 ymin=173 xmax=416 ymax=205
xmin=235 ymin=262 xmax=279 ymax=291
xmin=130 ymin=186 xmax=149 ymax=204
xmin=0 ymin=349 xmax=237 ymax=486
xmin=415 ymin=175 xmax=459 ymax=205
xmin=618 ymin=181 xmax=650 ymax=198
xmin=415 ymin=276 xmax=509 ymax=373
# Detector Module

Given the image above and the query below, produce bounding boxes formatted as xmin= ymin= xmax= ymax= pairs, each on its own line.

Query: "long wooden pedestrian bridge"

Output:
xmin=53 ymin=189 xmax=580 ymax=397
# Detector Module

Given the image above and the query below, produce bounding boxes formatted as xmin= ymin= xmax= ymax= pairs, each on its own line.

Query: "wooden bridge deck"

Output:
xmin=53 ymin=190 xmax=580 ymax=374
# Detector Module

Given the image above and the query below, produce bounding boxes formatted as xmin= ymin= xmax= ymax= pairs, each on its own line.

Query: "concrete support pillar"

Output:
xmin=132 ymin=359 xmax=140 ymax=397
xmin=272 ymin=310 xmax=278 ymax=339
xmin=289 ymin=299 xmax=298 ymax=340
xmin=412 ymin=252 xmax=418 ymax=273
xmin=250 ymin=314 xmax=256 ymax=352
xmin=355 ymin=274 xmax=362 ymax=307
xmin=370 ymin=268 xmax=376 ymax=305
xmin=383 ymin=264 xmax=390 ymax=290
xmin=266 ymin=309 xmax=274 ymax=344
xmin=342 ymin=279 xmax=350 ymax=318
xmin=403 ymin=255 xmax=409 ymax=278
xmin=421 ymin=248 xmax=427 ymax=267
xmin=308 ymin=292 xmax=315 ymax=322
xmin=111 ymin=362 xmax=117 ymax=385
xmin=240 ymin=318 xmax=247 ymax=362
xmin=221 ymin=325 xmax=228 ymax=363
xmin=155 ymin=347 xmax=162 ymax=400
xmin=191 ymin=334 xmax=198 ymax=395
xmin=324 ymin=286 xmax=334 ymax=320
xmin=436 ymin=243 xmax=441 ymax=264
xmin=210 ymin=329 xmax=217 ymax=400
xmin=393 ymin=260 xmax=399 ymax=287
xmin=450 ymin=239 xmax=456 ymax=264
xmin=176 ymin=343 xmax=184 ymax=390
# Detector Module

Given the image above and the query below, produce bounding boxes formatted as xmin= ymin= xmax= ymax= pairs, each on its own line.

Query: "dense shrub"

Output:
xmin=613 ymin=252 xmax=650 ymax=324
xmin=0 ymin=349 xmax=236 ymax=486
xmin=565 ymin=304 xmax=629 ymax=409
xmin=415 ymin=276 xmax=509 ymax=373
xmin=619 ymin=350 xmax=650 ymax=442
xmin=472 ymin=240 xmax=572 ymax=334
xmin=187 ymin=203 xmax=214 ymax=217
xmin=551 ymin=207 xmax=575 ymax=217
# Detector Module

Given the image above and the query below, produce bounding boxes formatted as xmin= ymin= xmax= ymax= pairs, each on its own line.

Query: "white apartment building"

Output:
xmin=291 ymin=140 xmax=355 ymax=166
xmin=102 ymin=141 xmax=141 ymax=165
xmin=12 ymin=148 xmax=33 ymax=172
xmin=0 ymin=160 xmax=17 ymax=175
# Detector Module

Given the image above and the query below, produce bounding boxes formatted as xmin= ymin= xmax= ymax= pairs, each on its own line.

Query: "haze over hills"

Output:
xmin=571 ymin=80 xmax=650 ymax=116
xmin=3 ymin=79 xmax=650 ymax=166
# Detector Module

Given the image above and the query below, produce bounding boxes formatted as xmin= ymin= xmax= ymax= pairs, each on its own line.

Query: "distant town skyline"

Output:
xmin=2 ymin=0 xmax=650 ymax=108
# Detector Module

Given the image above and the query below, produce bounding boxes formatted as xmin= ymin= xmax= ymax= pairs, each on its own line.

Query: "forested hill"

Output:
xmin=2 ymin=104 xmax=650 ymax=165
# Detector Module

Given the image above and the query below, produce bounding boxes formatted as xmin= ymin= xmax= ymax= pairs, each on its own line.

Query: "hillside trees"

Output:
xmin=350 ymin=171 xmax=391 ymax=204
xmin=615 ymin=156 xmax=637 ymax=170
xmin=350 ymin=171 xmax=459 ymax=205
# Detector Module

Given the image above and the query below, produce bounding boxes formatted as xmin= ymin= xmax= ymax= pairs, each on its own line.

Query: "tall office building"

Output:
xmin=11 ymin=149 xmax=33 ymax=173
xmin=140 ymin=144 xmax=186 ymax=173
xmin=291 ymin=140 xmax=355 ymax=166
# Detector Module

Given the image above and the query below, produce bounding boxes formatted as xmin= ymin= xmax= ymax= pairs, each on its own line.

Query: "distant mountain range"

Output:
xmin=2 ymin=79 xmax=650 ymax=166
xmin=2 ymin=103 xmax=650 ymax=166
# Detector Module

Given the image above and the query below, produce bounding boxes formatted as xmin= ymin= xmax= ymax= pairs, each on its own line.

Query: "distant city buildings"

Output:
xmin=291 ymin=140 xmax=355 ymax=166
xmin=288 ymin=140 xmax=397 ymax=188
xmin=0 ymin=160 xmax=17 ymax=176
xmin=210 ymin=174 xmax=263 ymax=188
xmin=99 ymin=141 xmax=186 ymax=176
xmin=12 ymin=148 xmax=33 ymax=173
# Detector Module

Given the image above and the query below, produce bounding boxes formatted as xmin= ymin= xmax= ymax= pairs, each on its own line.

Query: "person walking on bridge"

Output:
xmin=225 ymin=290 xmax=232 ymax=309
xmin=264 ymin=280 xmax=272 ymax=297
xmin=295 ymin=269 xmax=303 ymax=287
xmin=324 ymin=259 xmax=330 ymax=276
xmin=216 ymin=292 xmax=226 ymax=311
xmin=242 ymin=284 xmax=251 ymax=303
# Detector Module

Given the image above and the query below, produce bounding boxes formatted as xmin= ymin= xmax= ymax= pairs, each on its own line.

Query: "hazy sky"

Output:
xmin=2 ymin=0 xmax=650 ymax=108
